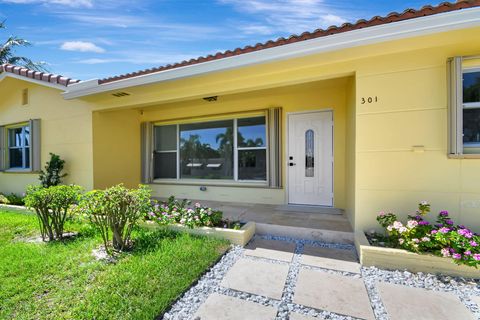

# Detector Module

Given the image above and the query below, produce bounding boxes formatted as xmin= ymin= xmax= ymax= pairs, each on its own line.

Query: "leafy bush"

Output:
xmin=77 ymin=184 xmax=151 ymax=253
xmin=375 ymin=201 xmax=480 ymax=267
xmin=24 ymin=185 xmax=82 ymax=241
xmin=39 ymin=153 xmax=67 ymax=188
xmin=5 ymin=193 xmax=25 ymax=205
xmin=149 ymin=196 xmax=233 ymax=229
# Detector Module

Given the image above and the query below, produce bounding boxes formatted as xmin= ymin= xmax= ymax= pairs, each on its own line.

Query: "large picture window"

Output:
xmin=8 ymin=124 xmax=30 ymax=169
xmin=153 ymin=115 xmax=267 ymax=181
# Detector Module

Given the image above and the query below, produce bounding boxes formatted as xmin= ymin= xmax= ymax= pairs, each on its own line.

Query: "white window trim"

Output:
xmin=6 ymin=123 xmax=31 ymax=170
xmin=153 ymin=115 xmax=268 ymax=184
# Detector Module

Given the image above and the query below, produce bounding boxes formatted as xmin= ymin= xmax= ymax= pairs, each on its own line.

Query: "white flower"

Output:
xmin=398 ymin=238 xmax=405 ymax=245
xmin=398 ymin=227 xmax=408 ymax=233
xmin=407 ymin=220 xmax=418 ymax=229
xmin=393 ymin=221 xmax=403 ymax=229
xmin=387 ymin=225 xmax=393 ymax=232
xmin=420 ymin=200 xmax=429 ymax=206
xmin=412 ymin=238 xmax=420 ymax=243
xmin=421 ymin=236 xmax=430 ymax=242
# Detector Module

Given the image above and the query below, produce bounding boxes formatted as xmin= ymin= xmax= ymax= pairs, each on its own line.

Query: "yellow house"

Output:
xmin=1 ymin=0 xmax=480 ymax=234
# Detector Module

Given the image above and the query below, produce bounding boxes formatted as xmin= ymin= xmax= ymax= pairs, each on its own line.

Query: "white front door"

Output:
xmin=288 ymin=111 xmax=333 ymax=206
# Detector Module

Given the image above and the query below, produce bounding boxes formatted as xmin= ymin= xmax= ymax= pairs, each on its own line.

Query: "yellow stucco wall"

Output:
xmin=92 ymin=78 xmax=350 ymax=206
xmin=0 ymin=78 xmax=94 ymax=194
xmin=87 ymin=26 xmax=480 ymax=232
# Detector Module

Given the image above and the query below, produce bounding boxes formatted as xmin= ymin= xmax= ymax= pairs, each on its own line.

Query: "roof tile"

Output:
xmin=0 ymin=63 xmax=80 ymax=87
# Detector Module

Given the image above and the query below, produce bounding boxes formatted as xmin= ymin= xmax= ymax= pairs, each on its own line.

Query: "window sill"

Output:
xmin=448 ymin=154 xmax=480 ymax=159
xmin=2 ymin=169 xmax=36 ymax=174
xmin=151 ymin=179 xmax=273 ymax=189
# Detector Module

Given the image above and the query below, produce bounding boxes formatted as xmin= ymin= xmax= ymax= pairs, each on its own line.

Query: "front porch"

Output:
xmin=167 ymin=199 xmax=355 ymax=244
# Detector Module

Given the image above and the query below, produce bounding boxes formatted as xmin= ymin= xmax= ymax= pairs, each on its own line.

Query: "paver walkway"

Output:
xmin=186 ymin=236 xmax=480 ymax=319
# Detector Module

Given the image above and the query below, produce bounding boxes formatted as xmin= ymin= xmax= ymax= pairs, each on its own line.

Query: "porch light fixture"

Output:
xmin=203 ymin=96 xmax=218 ymax=102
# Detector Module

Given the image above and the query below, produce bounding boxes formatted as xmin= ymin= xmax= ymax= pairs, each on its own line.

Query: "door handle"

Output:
xmin=289 ymin=162 xmax=296 ymax=166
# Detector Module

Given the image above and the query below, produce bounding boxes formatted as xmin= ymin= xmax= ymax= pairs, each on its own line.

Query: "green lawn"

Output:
xmin=0 ymin=208 xmax=228 ymax=319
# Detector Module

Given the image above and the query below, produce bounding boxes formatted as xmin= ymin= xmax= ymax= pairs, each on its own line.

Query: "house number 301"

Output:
xmin=361 ymin=96 xmax=378 ymax=104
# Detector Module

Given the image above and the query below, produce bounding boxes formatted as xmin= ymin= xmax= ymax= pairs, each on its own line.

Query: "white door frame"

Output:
xmin=285 ymin=109 xmax=334 ymax=207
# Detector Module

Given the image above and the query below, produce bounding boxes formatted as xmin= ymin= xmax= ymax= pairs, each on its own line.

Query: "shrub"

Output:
xmin=24 ymin=185 xmax=82 ymax=241
xmin=39 ymin=153 xmax=67 ymax=188
xmin=77 ymin=184 xmax=151 ymax=253
xmin=376 ymin=201 xmax=480 ymax=267
xmin=149 ymin=196 xmax=224 ymax=229
xmin=5 ymin=193 xmax=25 ymax=205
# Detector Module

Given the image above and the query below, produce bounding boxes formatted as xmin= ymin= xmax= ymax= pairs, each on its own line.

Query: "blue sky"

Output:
xmin=0 ymin=0 xmax=443 ymax=80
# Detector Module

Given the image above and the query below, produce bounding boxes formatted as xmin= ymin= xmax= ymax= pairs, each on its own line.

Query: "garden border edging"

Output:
xmin=355 ymin=231 xmax=480 ymax=279
xmin=140 ymin=221 xmax=255 ymax=246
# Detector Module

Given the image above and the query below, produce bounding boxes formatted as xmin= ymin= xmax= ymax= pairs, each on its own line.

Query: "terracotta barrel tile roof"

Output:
xmin=98 ymin=0 xmax=480 ymax=85
xmin=0 ymin=63 xmax=80 ymax=87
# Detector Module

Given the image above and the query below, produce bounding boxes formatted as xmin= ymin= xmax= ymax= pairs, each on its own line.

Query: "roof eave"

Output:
xmin=0 ymin=72 xmax=68 ymax=90
xmin=63 ymin=6 xmax=480 ymax=100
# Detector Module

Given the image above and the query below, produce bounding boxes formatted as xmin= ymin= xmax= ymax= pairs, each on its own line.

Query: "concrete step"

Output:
xmin=255 ymin=222 xmax=355 ymax=245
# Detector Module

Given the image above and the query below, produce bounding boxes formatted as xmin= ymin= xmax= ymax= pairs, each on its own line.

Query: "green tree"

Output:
xmin=1 ymin=21 xmax=46 ymax=71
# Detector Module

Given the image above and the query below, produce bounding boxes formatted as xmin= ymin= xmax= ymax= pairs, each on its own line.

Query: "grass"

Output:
xmin=0 ymin=208 xmax=229 ymax=319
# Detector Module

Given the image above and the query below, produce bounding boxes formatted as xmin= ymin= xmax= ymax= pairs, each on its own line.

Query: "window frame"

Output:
xmin=462 ymin=67 xmax=480 ymax=150
xmin=6 ymin=122 xmax=30 ymax=170
xmin=153 ymin=114 xmax=269 ymax=184
xmin=448 ymin=56 xmax=480 ymax=157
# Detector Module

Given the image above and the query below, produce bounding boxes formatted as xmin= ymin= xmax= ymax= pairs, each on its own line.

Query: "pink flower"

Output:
xmin=421 ymin=237 xmax=430 ymax=242
xmin=412 ymin=238 xmax=420 ymax=244
xmin=452 ymin=253 xmax=462 ymax=260
xmin=378 ymin=211 xmax=385 ymax=217
xmin=441 ymin=248 xmax=451 ymax=257
xmin=464 ymin=250 xmax=472 ymax=256
xmin=470 ymin=241 xmax=478 ymax=247
xmin=438 ymin=227 xmax=450 ymax=234
xmin=473 ymin=254 xmax=480 ymax=261
xmin=195 ymin=202 xmax=201 ymax=208
xmin=431 ymin=230 xmax=438 ymax=235
xmin=398 ymin=227 xmax=408 ymax=234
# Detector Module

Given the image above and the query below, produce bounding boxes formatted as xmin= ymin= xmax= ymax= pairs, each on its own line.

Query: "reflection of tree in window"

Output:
xmin=463 ymin=72 xmax=480 ymax=103
xmin=179 ymin=121 xmax=234 ymax=179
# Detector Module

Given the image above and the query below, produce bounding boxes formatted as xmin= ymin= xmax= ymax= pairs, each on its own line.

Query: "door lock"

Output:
xmin=289 ymin=162 xmax=296 ymax=166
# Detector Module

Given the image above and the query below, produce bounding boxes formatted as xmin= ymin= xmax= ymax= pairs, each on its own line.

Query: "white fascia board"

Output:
xmin=0 ymin=72 xmax=67 ymax=90
xmin=63 ymin=7 xmax=480 ymax=100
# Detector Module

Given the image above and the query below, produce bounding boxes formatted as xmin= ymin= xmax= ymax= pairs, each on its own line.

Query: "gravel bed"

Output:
xmin=163 ymin=235 xmax=480 ymax=320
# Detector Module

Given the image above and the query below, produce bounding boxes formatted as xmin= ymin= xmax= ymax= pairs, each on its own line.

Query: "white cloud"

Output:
xmin=60 ymin=41 xmax=105 ymax=53
xmin=1 ymin=0 xmax=93 ymax=7
xmin=219 ymin=0 xmax=350 ymax=36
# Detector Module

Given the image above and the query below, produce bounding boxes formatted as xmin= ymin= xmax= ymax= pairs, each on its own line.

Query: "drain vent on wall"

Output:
xmin=111 ymin=91 xmax=131 ymax=97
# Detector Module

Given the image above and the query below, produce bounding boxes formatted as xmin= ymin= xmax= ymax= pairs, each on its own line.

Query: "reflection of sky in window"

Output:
xmin=464 ymin=72 xmax=480 ymax=88
xmin=238 ymin=125 xmax=265 ymax=146
xmin=180 ymin=127 xmax=227 ymax=149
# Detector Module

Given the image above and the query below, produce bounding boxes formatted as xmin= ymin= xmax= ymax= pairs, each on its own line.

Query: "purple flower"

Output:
xmin=457 ymin=229 xmax=473 ymax=239
xmin=470 ymin=241 xmax=478 ymax=247
xmin=439 ymin=227 xmax=450 ymax=234
xmin=419 ymin=220 xmax=430 ymax=226
xmin=431 ymin=230 xmax=438 ymax=235
xmin=445 ymin=219 xmax=454 ymax=225
xmin=473 ymin=254 xmax=480 ymax=261
xmin=415 ymin=215 xmax=422 ymax=220
xmin=439 ymin=210 xmax=449 ymax=216
xmin=452 ymin=253 xmax=462 ymax=260
xmin=464 ymin=250 xmax=472 ymax=256
xmin=435 ymin=224 xmax=443 ymax=228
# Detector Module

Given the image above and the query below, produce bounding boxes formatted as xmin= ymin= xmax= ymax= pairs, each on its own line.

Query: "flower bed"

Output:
xmin=143 ymin=196 xmax=255 ymax=246
xmin=356 ymin=231 xmax=480 ymax=279
xmin=359 ymin=201 xmax=480 ymax=278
